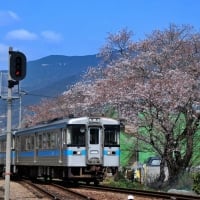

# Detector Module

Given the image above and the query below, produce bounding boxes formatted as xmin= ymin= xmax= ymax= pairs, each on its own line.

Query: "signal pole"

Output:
xmin=4 ymin=47 xmax=27 ymax=200
xmin=4 ymin=47 xmax=13 ymax=200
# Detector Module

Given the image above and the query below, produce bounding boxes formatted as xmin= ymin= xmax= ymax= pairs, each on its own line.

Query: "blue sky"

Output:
xmin=0 ymin=0 xmax=200 ymax=70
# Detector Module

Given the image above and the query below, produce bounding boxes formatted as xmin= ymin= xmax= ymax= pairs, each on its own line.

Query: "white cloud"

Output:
xmin=7 ymin=11 xmax=20 ymax=21
xmin=41 ymin=30 xmax=62 ymax=43
xmin=6 ymin=29 xmax=38 ymax=40
xmin=0 ymin=10 xmax=20 ymax=26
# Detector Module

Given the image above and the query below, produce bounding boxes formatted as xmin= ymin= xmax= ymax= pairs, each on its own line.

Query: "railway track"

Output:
xmin=15 ymin=179 xmax=200 ymax=200
xmin=78 ymin=184 xmax=200 ymax=200
xmin=20 ymin=180 xmax=95 ymax=200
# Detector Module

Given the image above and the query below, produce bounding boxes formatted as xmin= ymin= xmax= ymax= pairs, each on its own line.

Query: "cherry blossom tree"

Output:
xmin=24 ymin=24 xmax=200 ymax=188
xmin=82 ymin=25 xmax=200 ymax=188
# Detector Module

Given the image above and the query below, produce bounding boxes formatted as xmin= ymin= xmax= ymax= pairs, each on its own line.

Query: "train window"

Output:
xmin=25 ymin=137 xmax=29 ymax=150
xmin=63 ymin=129 xmax=67 ymax=145
xmin=47 ymin=132 xmax=51 ymax=149
xmin=50 ymin=132 xmax=57 ymax=148
xmin=37 ymin=134 xmax=42 ymax=149
xmin=0 ymin=141 xmax=2 ymax=152
xmin=67 ymin=125 xmax=85 ymax=146
xmin=104 ymin=125 xmax=120 ymax=146
xmin=0 ymin=140 xmax=6 ymax=152
xmin=21 ymin=136 xmax=26 ymax=151
xmin=66 ymin=129 xmax=71 ymax=145
xmin=16 ymin=136 xmax=21 ymax=151
xmin=90 ymin=128 xmax=99 ymax=144
xmin=25 ymin=136 xmax=31 ymax=151
xmin=25 ymin=136 xmax=33 ymax=150
xmin=42 ymin=132 xmax=48 ymax=149
xmin=15 ymin=136 xmax=18 ymax=150
xmin=36 ymin=131 xmax=58 ymax=150
xmin=30 ymin=135 xmax=34 ymax=150
xmin=25 ymin=135 xmax=34 ymax=150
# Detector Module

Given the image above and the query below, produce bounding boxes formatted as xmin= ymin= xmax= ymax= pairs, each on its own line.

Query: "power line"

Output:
xmin=26 ymin=93 xmax=57 ymax=98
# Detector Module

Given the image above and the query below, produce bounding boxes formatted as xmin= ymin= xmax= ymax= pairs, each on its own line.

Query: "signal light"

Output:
xmin=10 ymin=51 xmax=26 ymax=81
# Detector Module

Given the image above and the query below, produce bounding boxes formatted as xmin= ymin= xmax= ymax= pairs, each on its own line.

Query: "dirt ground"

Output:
xmin=0 ymin=179 xmax=40 ymax=199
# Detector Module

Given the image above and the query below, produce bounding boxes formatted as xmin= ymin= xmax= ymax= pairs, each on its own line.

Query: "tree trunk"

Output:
xmin=157 ymin=160 xmax=166 ymax=188
xmin=167 ymin=164 xmax=184 ymax=188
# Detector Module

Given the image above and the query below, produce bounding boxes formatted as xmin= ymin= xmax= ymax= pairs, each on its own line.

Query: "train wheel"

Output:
xmin=94 ymin=180 xmax=99 ymax=185
xmin=86 ymin=181 xmax=90 ymax=185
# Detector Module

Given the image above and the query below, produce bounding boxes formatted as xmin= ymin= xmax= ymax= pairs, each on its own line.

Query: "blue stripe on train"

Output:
xmin=19 ymin=151 xmax=34 ymax=157
xmin=19 ymin=149 xmax=87 ymax=157
xmin=0 ymin=152 xmax=6 ymax=158
xmin=0 ymin=152 xmax=15 ymax=158
xmin=38 ymin=150 xmax=59 ymax=157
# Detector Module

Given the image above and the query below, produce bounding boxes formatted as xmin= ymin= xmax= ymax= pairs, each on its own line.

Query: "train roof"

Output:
xmin=15 ymin=116 xmax=120 ymax=135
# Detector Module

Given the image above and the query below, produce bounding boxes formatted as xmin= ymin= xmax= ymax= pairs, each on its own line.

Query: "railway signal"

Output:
xmin=9 ymin=51 xmax=26 ymax=81
xmin=5 ymin=48 xmax=27 ymax=200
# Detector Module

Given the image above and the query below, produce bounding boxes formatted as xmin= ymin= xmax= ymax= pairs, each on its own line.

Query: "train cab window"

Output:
xmin=90 ymin=128 xmax=99 ymax=144
xmin=104 ymin=125 xmax=120 ymax=146
xmin=66 ymin=125 xmax=85 ymax=146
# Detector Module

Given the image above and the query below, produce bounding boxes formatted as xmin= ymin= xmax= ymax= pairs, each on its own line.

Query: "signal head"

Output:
xmin=10 ymin=51 xmax=26 ymax=81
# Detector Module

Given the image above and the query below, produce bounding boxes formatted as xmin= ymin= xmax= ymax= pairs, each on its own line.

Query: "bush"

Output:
xmin=193 ymin=172 xmax=200 ymax=194
xmin=175 ymin=172 xmax=193 ymax=190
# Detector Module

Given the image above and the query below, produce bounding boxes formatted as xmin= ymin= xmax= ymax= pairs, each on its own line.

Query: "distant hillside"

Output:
xmin=21 ymin=54 xmax=101 ymax=105
xmin=0 ymin=54 xmax=101 ymax=128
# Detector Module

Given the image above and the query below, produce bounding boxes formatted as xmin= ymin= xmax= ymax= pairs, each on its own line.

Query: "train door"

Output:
xmin=87 ymin=127 xmax=103 ymax=165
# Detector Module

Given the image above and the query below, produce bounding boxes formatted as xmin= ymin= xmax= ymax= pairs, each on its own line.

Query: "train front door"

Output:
xmin=87 ymin=127 xmax=102 ymax=165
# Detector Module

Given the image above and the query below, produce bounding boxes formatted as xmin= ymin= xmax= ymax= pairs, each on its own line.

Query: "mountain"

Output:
xmin=0 ymin=54 xmax=100 ymax=129
xmin=21 ymin=54 xmax=101 ymax=105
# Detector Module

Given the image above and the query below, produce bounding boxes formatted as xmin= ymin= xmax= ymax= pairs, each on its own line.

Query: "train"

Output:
xmin=0 ymin=116 xmax=120 ymax=184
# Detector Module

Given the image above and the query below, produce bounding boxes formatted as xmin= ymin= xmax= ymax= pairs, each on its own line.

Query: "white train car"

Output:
xmin=0 ymin=116 xmax=120 ymax=184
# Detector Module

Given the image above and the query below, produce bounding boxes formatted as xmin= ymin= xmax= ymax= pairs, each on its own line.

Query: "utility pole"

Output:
xmin=4 ymin=47 xmax=13 ymax=200
xmin=18 ymin=90 xmax=27 ymax=129
xmin=19 ymin=90 xmax=22 ymax=129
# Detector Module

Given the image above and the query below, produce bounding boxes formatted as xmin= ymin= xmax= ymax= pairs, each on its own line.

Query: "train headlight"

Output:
xmin=73 ymin=151 xmax=81 ymax=155
xmin=89 ymin=118 xmax=100 ymax=123
xmin=107 ymin=151 xmax=116 ymax=155
xmin=80 ymin=127 xmax=85 ymax=133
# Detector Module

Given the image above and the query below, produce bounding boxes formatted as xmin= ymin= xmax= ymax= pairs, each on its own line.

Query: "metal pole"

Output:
xmin=19 ymin=92 xmax=22 ymax=129
xmin=4 ymin=47 xmax=13 ymax=200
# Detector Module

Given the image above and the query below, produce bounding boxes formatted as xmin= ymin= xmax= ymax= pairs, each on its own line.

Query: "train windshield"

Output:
xmin=104 ymin=125 xmax=120 ymax=146
xmin=66 ymin=125 xmax=86 ymax=146
xmin=90 ymin=128 xmax=99 ymax=144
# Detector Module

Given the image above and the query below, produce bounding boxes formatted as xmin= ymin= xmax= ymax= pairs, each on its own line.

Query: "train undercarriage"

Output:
xmin=13 ymin=165 xmax=118 ymax=185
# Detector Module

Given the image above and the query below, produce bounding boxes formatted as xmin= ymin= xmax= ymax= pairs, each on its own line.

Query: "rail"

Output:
xmin=79 ymin=184 xmax=200 ymax=200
